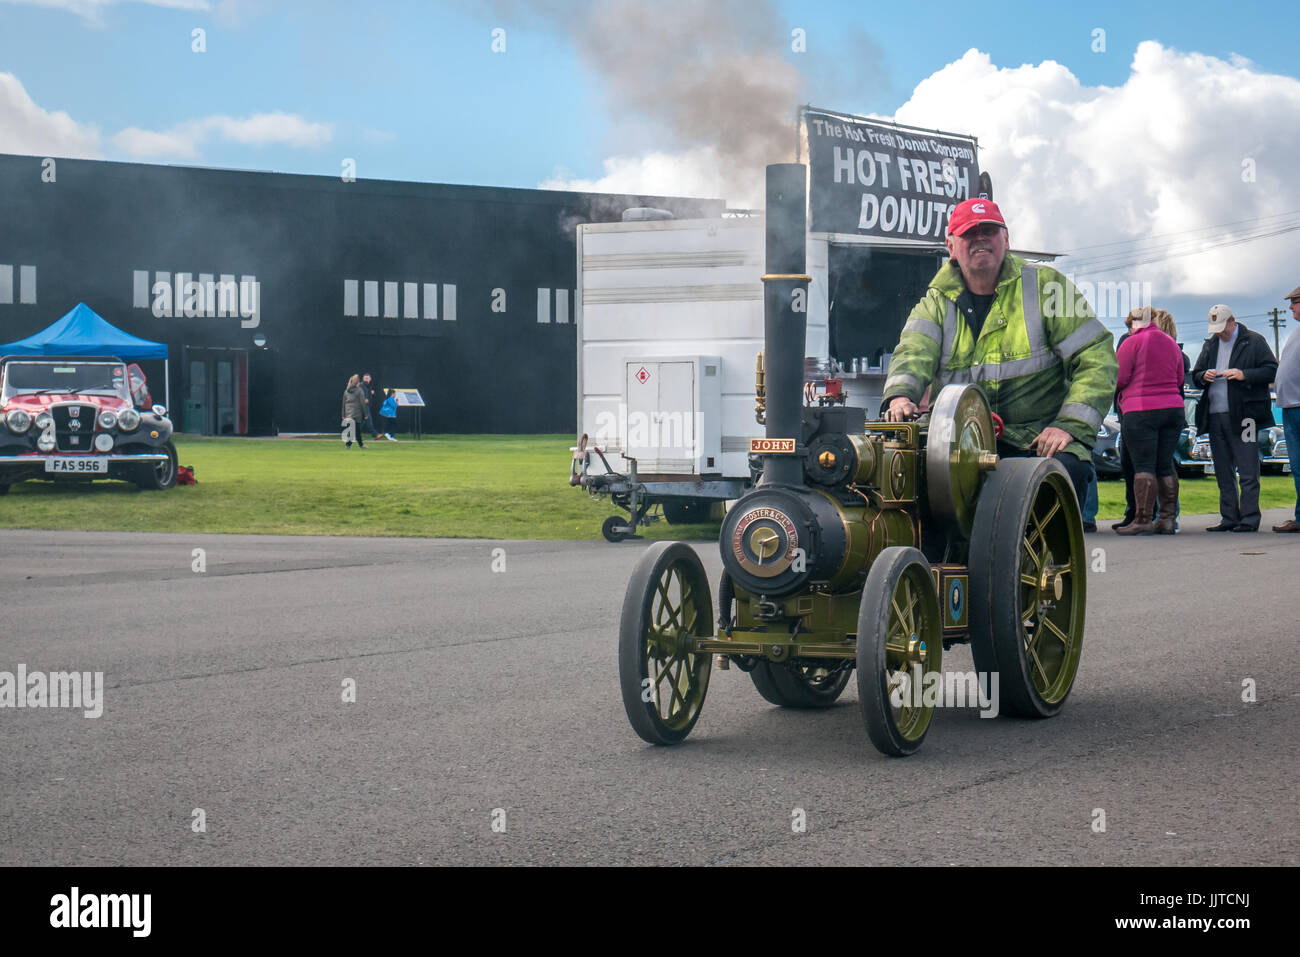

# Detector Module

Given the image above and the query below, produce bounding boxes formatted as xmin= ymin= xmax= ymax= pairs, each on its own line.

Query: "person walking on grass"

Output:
xmin=361 ymin=373 xmax=380 ymax=440
xmin=379 ymin=388 xmax=398 ymax=441
xmin=342 ymin=374 xmax=367 ymax=449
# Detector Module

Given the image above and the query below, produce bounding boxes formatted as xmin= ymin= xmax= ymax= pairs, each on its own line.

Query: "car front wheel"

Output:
xmin=136 ymin=440 xmax=178 ymax=491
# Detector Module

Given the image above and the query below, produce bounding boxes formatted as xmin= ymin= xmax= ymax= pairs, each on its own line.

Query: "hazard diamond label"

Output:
xmin=635 ymin=366 xmax=651 ymax=384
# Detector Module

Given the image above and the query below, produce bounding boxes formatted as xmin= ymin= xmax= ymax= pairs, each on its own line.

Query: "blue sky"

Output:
xmin=1 ymin=0 xmax=1295 ymax=188
xmin=2 ymin=0 xmax=1299 ymax=345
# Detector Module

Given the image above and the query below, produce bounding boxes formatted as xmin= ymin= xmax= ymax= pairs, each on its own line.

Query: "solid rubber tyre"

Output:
xmin=602 ymin=515 xmax=630 ymax=542
xmin=856 ymin=546 xmax=943 ymax=756
xmin=663 ymin=498 xmax=710 ymax=525
xmin=618 ymin=541 xmax=713 ymax=745
xmin=968 ymin=457 xmax=1086 ymax=719
xmin=749 ymin=660 xmax=852 ymax=708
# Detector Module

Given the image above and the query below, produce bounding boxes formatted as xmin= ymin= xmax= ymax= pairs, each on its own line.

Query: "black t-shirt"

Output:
xmin=963 ymin=292 xmax=996 ymax=340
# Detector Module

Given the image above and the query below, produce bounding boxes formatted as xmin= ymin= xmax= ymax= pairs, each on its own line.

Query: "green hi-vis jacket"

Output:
xmin=883 ymin=255 xmax=1118 ymax=460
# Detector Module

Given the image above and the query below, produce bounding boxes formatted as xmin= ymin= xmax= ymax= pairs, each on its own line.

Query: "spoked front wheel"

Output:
xmin=618 ymin=542 xmax=714 ymax=745
xmin=856 ymin=547 xmax=943 ymax=756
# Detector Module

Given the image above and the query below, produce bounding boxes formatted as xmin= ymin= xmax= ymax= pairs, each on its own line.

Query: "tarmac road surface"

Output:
xmin=1 ymin=512 xmax=1297 ymax=866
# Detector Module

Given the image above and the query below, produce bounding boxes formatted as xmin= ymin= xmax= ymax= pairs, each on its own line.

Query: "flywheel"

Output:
xmin=925 ymin=383 xmax=997 ymax=539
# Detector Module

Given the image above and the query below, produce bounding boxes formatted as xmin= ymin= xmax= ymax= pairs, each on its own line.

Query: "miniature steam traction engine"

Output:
xmin=618 ymin=164 xmax=1086 ymax=756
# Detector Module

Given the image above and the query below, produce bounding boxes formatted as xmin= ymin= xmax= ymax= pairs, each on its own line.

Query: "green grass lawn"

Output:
xmin=1093 ymin=470 xmax=1295 ymax=522
xmin=0 ymin=434 xmax=720 ymax=541
xmin=1 ymin=434 xmax=1293 ymax=540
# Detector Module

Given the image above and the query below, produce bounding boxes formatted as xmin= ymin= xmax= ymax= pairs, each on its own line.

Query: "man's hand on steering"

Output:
xmin=885 ymin=397 xmax=919 ymax=421
xmin=1031 ymin=426 xmax=1073 ymax=457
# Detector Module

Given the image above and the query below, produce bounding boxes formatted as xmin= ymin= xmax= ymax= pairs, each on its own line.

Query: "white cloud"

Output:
xmin=0 ymin=71 xmax=101 ymax=158
xmin=0 ymin=0 xmax=210 ymax=24
xmin=0 ymin=69 xmax=330 ymax=162
xmin=893 ymin=42 xmax=1300 ymax=297
xmin=112 ymin=112 xmax=333 ymax=159
xmin=547 ymin=42 xmax=1300 ymax=303
xmin=540 ymin=148 xmax=747 ymax=205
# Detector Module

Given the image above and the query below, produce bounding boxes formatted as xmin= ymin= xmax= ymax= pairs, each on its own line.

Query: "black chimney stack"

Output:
xmin=761 ymin=163 xmax=809 ymax=487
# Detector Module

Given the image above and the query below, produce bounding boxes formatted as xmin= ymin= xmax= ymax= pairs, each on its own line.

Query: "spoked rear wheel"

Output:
xmin=969 ymin=457 xmax=1086 ymax=718
xmin=856 ymin=547 xmax=943 ymax=756
xmin=750 ymin=659 xmax=853 ymax=708
xmin=618 ymin=542 xmax=713 ymax=745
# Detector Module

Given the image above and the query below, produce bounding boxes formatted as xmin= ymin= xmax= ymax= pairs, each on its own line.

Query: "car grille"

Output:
xmin=1276 ymin=439 xmax=1289 ymax=459
xmin=51 ymin=404 xmax=98 ymax=452
xmin=1191 ymin=440 xmax=1212 ymax=460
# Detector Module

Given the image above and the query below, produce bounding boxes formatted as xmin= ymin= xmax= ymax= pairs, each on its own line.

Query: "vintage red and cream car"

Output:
xmin=0 ymin=355 xmax=178 ymax=494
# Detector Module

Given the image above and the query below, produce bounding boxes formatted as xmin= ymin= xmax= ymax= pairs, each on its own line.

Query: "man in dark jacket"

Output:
xmin=360 ymin=373 xmax=379 ymax=439
xmin=1191 ymin=305 xmax=1278 ymax=532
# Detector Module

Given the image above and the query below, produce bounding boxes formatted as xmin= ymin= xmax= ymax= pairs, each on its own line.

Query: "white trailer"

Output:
xmin=572 ymin=213 xmax=947 ymax=540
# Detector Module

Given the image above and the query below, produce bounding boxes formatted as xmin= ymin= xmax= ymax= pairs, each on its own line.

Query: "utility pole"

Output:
xmin=1267 ymin=307 xmax=1286 ymax=356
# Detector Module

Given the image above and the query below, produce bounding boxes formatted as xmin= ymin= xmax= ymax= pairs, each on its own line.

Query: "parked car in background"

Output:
xmin=1092 ymin=408 xmax=1122 ymax=477
xmin=1259 ymin=402 xmax=1291 ymax=474
xmin=1175 ymin=389 xmax=1209 ymax=477
xmin=1174 ymin=388 xmax=1290 ymax=477
xmin=0 ymin=355 xmax=178 ymax=494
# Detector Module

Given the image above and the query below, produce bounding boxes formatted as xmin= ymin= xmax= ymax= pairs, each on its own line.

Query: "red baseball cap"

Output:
xmin=947 ymin=198 xmax=1006 ymax=236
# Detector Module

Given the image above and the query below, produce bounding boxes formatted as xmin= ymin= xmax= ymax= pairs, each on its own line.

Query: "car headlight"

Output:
xmin=97 ymin=410 xmax=118 ymax=430
xmin=34 ymin=411 xmax=52 ymax=430
xmin=117 ymin=408 xmax=140 ymax=431
xmin=94 ymin=433 xmax=115 ymax=452
xmin=5 ymin=409 xmax=32 ymax=433
xmin=37 ymin=435 xmax=56 ymax=452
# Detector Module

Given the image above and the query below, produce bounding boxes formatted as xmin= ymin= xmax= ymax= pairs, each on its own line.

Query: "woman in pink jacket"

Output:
xmin=1115 ymin=307 xmax=1188 ymax=534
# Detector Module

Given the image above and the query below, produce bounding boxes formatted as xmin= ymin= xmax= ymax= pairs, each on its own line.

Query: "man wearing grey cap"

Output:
xmin=1190 ymin=305 xmax=1278 ymax=531
xmin=1271 ymin=286 xmax=1300 ymax=532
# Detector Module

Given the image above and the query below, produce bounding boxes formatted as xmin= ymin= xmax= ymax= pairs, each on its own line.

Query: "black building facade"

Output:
xmin=0 ymin=154 xmax=722 ymax=434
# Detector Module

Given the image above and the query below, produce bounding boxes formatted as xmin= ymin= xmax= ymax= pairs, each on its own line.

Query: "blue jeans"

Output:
xmin=1284 ymin=405 xmax=1300 ymax=521
xmin=1083 ymin=467 xmax=1098 ymax=523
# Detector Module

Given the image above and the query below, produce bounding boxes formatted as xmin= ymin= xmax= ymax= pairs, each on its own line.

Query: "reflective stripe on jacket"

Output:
xmin=883 ymin=254 xmax=1118 ymax=459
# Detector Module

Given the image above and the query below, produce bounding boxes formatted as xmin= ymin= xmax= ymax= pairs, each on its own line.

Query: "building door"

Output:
xmin=185 ymin=358 xmax=208 ymax=434
xmin=215 ymin=359 xmax=235 ymax=434
xmin=181 ymin=347 xmax=249 ymax=435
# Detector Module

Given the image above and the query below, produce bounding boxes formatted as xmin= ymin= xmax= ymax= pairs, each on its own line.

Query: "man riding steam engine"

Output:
xmin=617 ymin=166 xmax=1114 ymax=757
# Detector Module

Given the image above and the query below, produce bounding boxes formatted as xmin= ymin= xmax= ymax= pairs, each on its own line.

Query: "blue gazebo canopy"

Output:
xmin=0 ymin=302 xmax=167 ymax=360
